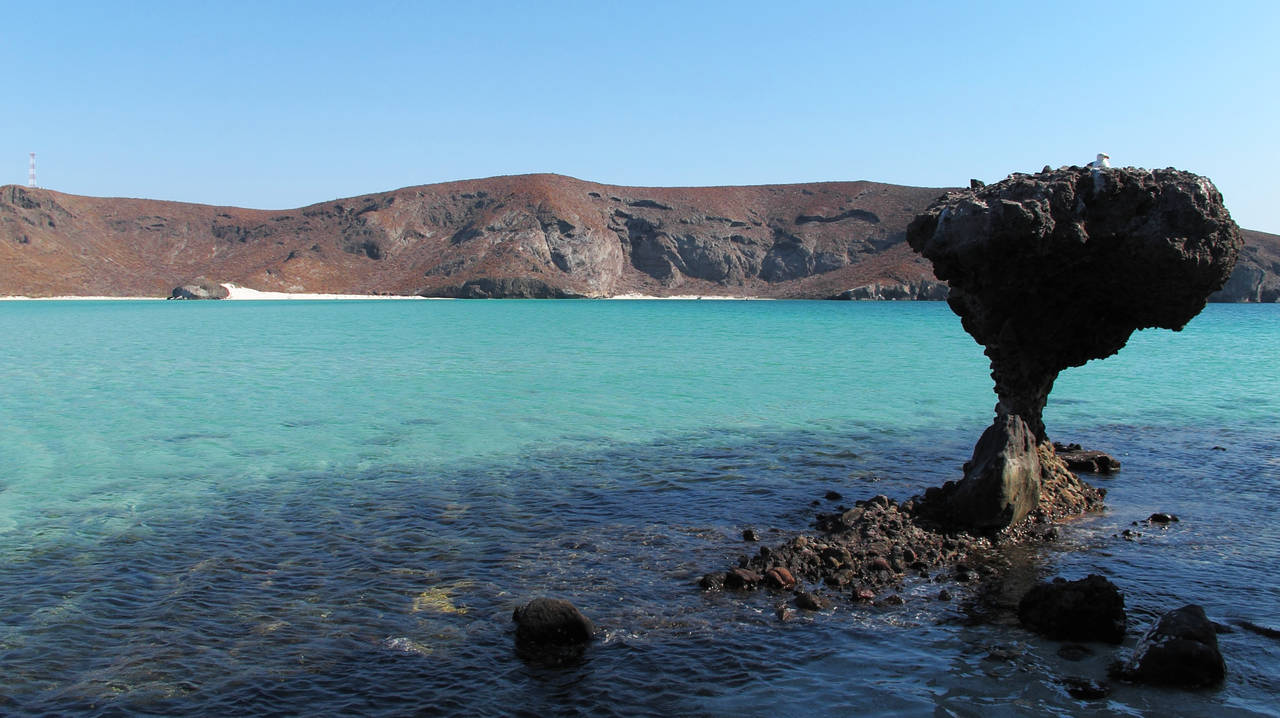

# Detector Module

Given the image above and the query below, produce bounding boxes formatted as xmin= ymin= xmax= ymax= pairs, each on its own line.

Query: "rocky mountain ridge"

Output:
xmin=1 ymin=174 xmax=1275 ymax=300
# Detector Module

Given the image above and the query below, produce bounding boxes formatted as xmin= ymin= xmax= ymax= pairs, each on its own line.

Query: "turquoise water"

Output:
xmin=0 ymin=300 xmax=1276 ymax=715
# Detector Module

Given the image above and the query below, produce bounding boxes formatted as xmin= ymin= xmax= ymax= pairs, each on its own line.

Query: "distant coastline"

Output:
xmin=3 ymin=175 xmax=1277 ymax=302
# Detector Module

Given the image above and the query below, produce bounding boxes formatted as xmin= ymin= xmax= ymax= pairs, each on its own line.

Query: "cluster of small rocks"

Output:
xmin=701 ymin=445 xmax=1111 ymax=612
xmin=702 ymin=493 xmax=1003 ymax=611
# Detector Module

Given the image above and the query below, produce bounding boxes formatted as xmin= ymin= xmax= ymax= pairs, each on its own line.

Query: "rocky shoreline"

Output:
xmin=698 ymin=444 xmax=1104 ymax=610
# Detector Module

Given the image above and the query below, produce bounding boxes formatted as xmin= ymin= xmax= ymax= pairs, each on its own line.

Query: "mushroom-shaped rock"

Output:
xmin=1121 ymin=604 xmax=1225 ymax=688
xmin=512 ymin=598 xmax=594 ymax=648
xmin=908 ymin=166 xmax=1240 ymax=441
xmin=907 ymin=166 xmax=1240 ymax=530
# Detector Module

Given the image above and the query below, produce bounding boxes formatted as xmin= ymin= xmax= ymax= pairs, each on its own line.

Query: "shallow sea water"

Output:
xmin=0 ymin=300 xmax=1276 ymax=716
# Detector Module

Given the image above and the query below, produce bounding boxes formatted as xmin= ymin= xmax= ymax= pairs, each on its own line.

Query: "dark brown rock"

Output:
xmin=764 ymin=566 xmax=796 ymax=590
xmin=1121 ymin=605 xmax=1225 ymax=688
xmin=697 ymin=572 xmax=726 ymax=591
xmin=795 ymin=592 xmax=830 ymax=611
xmin=724 ymin=567 xmax=763 ymax=590
xmin=908 ymin=166 xmax=1240 ymax=442
xmin=512 ymin=597 xmax=594 ymax=647
xmin=1017 ymin=574 xmax=1127 ymax=643
xmin=907 ymin=166 xmax=1239 ymax=530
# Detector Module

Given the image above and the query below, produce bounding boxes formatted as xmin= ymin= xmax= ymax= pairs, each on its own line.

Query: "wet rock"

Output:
xmin=877 ymin=593 xmax=905 ymax=607
xmin=1232 ymin=619 xmax=1280 ymax=640
xmin=1052 ymin=442 xmax=1121 ymax=473
xmin=824 ymin=490 xmax=843 ymax=501
xmin=512 ymin=598 xmax=594 ymax=648
xmin=697 ymin=572 xmax=726 ymax=591
xmin=1018 ymin=574 xmax=1126 ymax=643
xmin=764 ymin=566 xmax=797 ymax=590
xmin=795 ymin=592 xmax=830 ymax=611
xmin=742 ymin=528 xmax=759 ymax=542
xmin=1121 ymin=605 xmax=1225 ymax=688
xmin=724 ymin=567 xmax=762 ymax=590
xmin=1147 ymin=512 xmax=1179 ymax=524
xmin=936 ymin=589 xmax=952 ymax=601
xmin=908 ymin=166 xmax=1240 ymax=530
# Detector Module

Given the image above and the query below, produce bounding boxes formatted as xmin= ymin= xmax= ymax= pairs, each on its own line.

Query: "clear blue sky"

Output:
xmin=4 ymin=1 xmax=1277 ymax=232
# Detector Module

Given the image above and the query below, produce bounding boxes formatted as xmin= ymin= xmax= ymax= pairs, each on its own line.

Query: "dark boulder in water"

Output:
xmin=1120 ymin=604 xmax=1225 ymax=688
xmin=1017 ymin=574 xmax=1127 ymax=643
xmin=512 ymin=597 xmax=594 ymax=656
xmin=907 ymin=166 xmax=1241 ymax=530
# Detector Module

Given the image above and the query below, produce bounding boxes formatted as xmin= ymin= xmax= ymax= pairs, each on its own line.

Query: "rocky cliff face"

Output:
xmin=908 ymin=166 xmax=1241 ymax=531
xmin=0 ymin=175 xmax=941 ymax=299
xmin=1 ymin=174 xmax=1272 ymax=299
xmin=1211 ymin=229 xmax=1280 ymax=302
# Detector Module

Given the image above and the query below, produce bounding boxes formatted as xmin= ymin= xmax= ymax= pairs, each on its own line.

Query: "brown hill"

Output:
xmin=1220 ymin=228 xmax=1280 ymax=302
xmin=0 ymin=175 xmax=1274 ymax=300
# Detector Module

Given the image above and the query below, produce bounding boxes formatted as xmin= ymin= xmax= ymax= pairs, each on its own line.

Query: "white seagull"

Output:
xmin=1088 ymin=152 xmax=1111 ymax=169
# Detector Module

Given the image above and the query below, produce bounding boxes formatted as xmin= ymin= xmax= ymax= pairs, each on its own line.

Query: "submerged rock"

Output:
xmin=1017 ymin=574 xmax=1126 ymax=643
xmin=1120 ymin=604 xmax=1225 ymax=688
xmin=907 ymin=166 xmax=1240 ymax=530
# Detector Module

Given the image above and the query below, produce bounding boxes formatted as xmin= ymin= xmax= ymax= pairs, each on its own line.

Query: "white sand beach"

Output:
xmin=219 ymin=283 xmax=427 ymax=300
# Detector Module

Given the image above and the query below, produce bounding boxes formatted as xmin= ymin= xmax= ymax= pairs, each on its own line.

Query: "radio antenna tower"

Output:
xmin=28 ymin=152 xmax=37 ymax=188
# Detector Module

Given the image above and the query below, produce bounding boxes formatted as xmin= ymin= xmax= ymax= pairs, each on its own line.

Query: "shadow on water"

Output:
xmin=1 ymin=422 xmax=1277 ymax=716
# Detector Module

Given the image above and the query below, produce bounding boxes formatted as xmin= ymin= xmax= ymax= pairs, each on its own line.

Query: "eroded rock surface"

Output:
xmin=907 ymin=166 xmax=1241 ymax=441
xmin=906 ymin=166 xmax=1240 ymax=530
